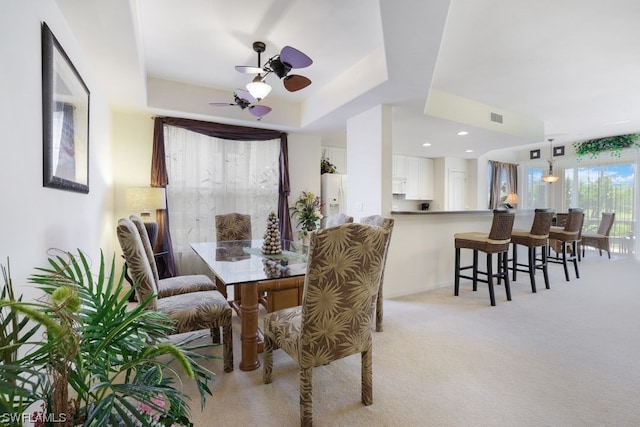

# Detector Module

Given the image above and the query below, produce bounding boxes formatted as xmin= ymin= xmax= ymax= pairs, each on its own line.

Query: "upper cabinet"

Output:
xmin=393 ymin=155 xmax=433 ymax=200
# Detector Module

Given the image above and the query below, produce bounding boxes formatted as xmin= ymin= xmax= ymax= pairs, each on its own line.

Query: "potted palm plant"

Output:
xmin=0 ymin=250 xmax=217 ymax=426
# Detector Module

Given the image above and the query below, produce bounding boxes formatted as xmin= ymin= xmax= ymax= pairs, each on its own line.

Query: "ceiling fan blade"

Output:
xmin=209 ymin=102 xmax=235 ymax=107
xmin=283 ymin=75 xmax=311 ymax=92
xmin=248 ymin=105 xmax=272 ymax=117
xmin=236 ymin=89 xmax=257 ymax=104
xmin=235 ymin=65 xmax=264 ymax=74
xmin=280 ymin=46 xmax=312 ymax=69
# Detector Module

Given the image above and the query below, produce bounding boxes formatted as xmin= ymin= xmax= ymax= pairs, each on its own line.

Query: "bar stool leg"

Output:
xmin=472 ymin=250 xmax=478 ymax=291
xmin=486 ymin=253 xmax=496 ymax=306
xmin=454 ymin=247 xmax=461 ymax=296
xmin=541 ymin=246 xmax=550 ymax=289
xmin=561 ymin=242 xmax=570 ymax=281
xmin=511 ymin=243 xmax=518 ymax=281
xmin=528 ymin=246 xmax=537 ymax=293
xmin=502 ymin=252 xmax=512 ymax=301
xmin=572 ymin=241 xmax=580 ymax=278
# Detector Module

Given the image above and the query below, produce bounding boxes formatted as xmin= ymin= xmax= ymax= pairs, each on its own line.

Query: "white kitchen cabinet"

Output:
xmin=393 ymin=155 xmax=433 ymax=200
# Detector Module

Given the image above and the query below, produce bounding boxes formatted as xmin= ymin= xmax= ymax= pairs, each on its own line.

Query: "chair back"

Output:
xmin=597 ymin=212 xmax=615 ymax=236
xmin=300 ymin=223 xmax=389 ymax=367
xmin=487 ymin=210 xmax=516 ymax=241
xmin=530 ymin=208 xmax=555 ymax=237
xmin=359 ymin=215 xmax=395 ymax=274
xmin=565 ymin=208 xmax=585 ymax=234
xmin=215 ymin=213 xmax=252 ymax=241
xmin=324 ymin=213 xmax=354 ymax=228
xmin=129 ymin=215 xmax=161 ymax=284
xmin=116 ymin=218 xmax=158 ymax=308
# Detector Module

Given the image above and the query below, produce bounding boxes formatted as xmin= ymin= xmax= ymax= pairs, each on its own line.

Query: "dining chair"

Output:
xmin=323 ymin=212 xmax=354 ymax=228
xmin=129 ymin=215 xmax=216 ymax=298
xmin=454 ymin=210 xmax=515 ymax=306
xmin=117 ymin=218 xmax=234 ymax=372
xmin=509 ymin=208 xmax=555 ymax=292
xmin=359 ymin=214 xmax=395 ymax=332
xmin=547 ymin=208 xmax=584 ymax=281
xmin=262 ymin=223 xmax=389 ymax=427
xmin=581 ymin=212 xmax=615 ymax=258
xmin=215 ymin=213 xmax=252 ymax=301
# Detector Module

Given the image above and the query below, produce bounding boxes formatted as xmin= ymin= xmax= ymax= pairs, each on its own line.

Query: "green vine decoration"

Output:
xmin=573 ymin=133 xmax=640 ymax=159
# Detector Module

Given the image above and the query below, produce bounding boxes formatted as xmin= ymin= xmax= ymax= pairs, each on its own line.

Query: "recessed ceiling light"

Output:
xmin=422 ymin=142 xmax=432 ymax=147
xmin=465 ymin=149 xmax=473 ymax=153
xmin=457 ymin=131 xmax=469 ymax=136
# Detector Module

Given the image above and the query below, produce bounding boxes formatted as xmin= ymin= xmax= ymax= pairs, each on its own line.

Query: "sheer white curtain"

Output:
xmin=164 ymin=125 xmax=280 ymax=274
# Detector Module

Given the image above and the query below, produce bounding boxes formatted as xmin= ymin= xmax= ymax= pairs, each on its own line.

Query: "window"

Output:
xmin=164 ymin=125 xmax=280 ymax=273
xmin=565 ymin=162 xmax=636 ymax=253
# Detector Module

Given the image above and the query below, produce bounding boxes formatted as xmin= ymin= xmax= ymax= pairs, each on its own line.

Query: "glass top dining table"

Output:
xmin=190 ymin=239 xmax=308 ymax=286
xmin=190 ymin=239 xmax=308 ymax=371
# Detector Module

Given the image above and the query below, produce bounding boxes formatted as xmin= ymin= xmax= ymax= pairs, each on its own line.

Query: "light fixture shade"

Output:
xmin=542 ymin=174 xmax=560 ymax=183
xmin=505 ymin=193 xmax=519 ymax=204
xmin=542 ymin=138 xmax=560 ymax=183
xmin=246 ymin=79 xmax=272 ymax=101
xmin=126 ymin=187 xmax=166 ymax=219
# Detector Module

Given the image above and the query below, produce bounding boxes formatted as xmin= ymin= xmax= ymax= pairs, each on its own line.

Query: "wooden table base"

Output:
xmin=239 ymin=282 xmax=260 ymax=371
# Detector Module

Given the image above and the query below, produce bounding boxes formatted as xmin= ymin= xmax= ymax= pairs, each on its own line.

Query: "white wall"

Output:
xmin=0 ymin=1 xmax=113 ymax=299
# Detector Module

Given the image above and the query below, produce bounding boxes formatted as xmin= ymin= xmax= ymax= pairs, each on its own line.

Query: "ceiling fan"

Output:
xmin=209 ymin=89 xmax=272 ymax=119
xmin=235 ymin=41 xmax=313 ymax=98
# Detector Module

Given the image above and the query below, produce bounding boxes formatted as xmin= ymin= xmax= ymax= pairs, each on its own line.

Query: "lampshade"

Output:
xmin=505 ymin=193 xmax=519 ymax=204
xmin=126 ymin=187 xmax=166 ymax=220
xmin=246 ymin=75 xmax=271 ymax=101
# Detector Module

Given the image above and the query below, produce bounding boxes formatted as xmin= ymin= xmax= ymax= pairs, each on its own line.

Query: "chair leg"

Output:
xmin=263 ymin=335 xmax=274 ymax=384
xmin=486 ymin=254 xmax=496 ymax=306
xmin=502 ymin=252 xmax=512 ymax=301
xmin=541 ymin=246 xmax=550 ymax=289
xmin=223 ymin=324 xmax=234 ymax=372
xmin=472 ymin=250 xmax=479 ymax=291
xmin=300 ymin=367 xmax=313 ymax=427
xmin=362 ymin=346 xmax=373 ymax=406
xmin=572 ymin=241 xmax=580 ymax=279
xmin=528 ymin=247 xmax=537 ymax=293
xmin=375 ymin=285 xmax=383 ymax=332
xmin=454 ymin=248 xmax=461 ymax=296
xmin=512 ymin=243 xmax=518 ymax=281
xmin=561 ymin=242 xmax=570 ymax=281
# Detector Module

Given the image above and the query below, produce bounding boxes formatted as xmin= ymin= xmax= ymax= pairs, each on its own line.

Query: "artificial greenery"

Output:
xmin=573 ymin=133 xmax=640 ymax=159
xmin=320 ymin=153 xmax=337 ymax=174
xmin=0 ymin=250 xmax=217 ymax=426
xmin=290 ymin=191 xmax=324 ymax=237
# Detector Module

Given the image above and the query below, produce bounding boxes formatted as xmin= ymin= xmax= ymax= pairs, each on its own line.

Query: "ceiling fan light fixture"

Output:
xmin=246 ymin=75 xmax=271 ymax=101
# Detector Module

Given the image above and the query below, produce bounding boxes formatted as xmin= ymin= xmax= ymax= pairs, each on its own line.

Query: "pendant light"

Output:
xmin=246 ymin=75 xmax=272 ymax=101
xmin=542 ymin=138 xmax=560 ymax=183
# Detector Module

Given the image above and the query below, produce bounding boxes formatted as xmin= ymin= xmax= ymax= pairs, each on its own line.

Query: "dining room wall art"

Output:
xmin=41 ymin=22 xmax=90 ymax=194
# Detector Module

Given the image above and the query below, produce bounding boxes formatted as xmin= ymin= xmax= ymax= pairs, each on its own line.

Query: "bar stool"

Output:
xmin=509 ymin=209 xmax=555 ymax=292
xmin=454 ymin=210 xmax=516 ymax=306
xmin=547 ymin=208 xmax=584 ymax=281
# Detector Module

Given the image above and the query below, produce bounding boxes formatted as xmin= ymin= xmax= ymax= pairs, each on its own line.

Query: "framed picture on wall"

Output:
xmin=529 ymin=149 xmax=541 ymax=159
xmin=553 ymin=146 xmax=565 ymax=156
xmin=41 ymin=22 xmax=90 ymax=194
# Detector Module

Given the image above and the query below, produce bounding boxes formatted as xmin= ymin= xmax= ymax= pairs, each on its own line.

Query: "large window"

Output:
xmin=164 ymin=125 xmax=280 ymax=273
xmin=565 ymin=162 xmax=636 ymax=253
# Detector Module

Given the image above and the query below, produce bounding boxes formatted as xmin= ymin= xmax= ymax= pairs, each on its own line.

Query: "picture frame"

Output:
xmin=553 ymin=145 xmax=565 ymax=157
xmin=529 ymin=149 xmax=540 ymax=160
xmin=42 ymin=22 xmax=90 ymax=194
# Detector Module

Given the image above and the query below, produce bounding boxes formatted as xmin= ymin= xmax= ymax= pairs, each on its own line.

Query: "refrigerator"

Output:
xmin=321 ymin=173 xmax=347 ymax=216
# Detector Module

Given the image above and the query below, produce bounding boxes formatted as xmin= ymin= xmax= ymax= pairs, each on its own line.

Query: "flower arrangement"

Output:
xmin=290 ymin=191 xmax=324 ymax=238
xmin=573 ymin=133 xmax=640 ymax=159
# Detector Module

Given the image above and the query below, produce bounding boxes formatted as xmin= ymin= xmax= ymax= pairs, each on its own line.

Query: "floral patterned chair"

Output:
xmin=215 ymin=213 xmax=252 ymax=300
xmin=262 ymin=223 xmax=389 ymax=427
xmin=323 ymin=212 xmax=353 ymax=228
xmin=129 ymin=215 xmax=216 ymax=298
xmin=359 ymin=215 xmax=394 ymax=332
xmin=117 ymin=218 xmax=233 ymax=372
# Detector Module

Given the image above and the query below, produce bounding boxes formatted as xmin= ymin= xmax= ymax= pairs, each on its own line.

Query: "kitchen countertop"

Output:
xmin=391 ymin=210 xmax=494 ymax=215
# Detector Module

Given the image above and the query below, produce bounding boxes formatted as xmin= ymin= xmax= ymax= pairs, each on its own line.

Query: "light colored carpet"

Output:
xmin=178 ymin=253 xmax=640 ymax=427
